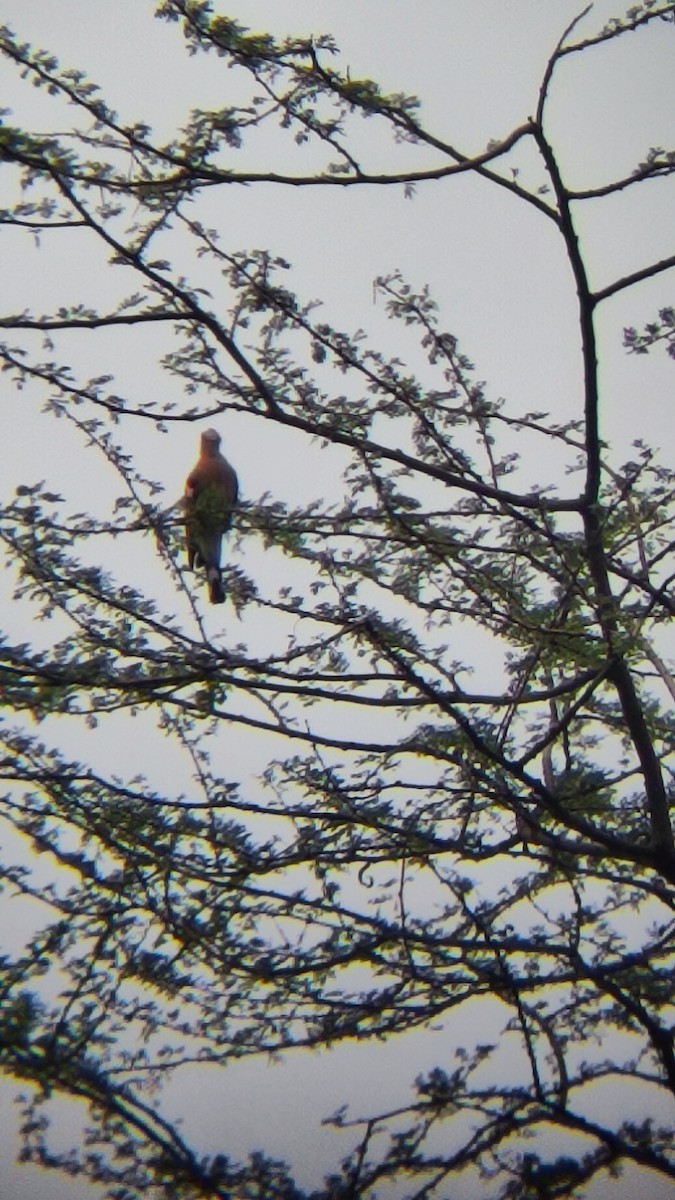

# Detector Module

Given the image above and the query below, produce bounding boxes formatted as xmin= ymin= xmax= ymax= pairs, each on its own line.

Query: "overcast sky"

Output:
xmin=1 ymin=3 xmax=674 ymax=1198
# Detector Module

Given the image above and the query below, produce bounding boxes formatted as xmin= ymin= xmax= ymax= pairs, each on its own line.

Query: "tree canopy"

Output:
xmin=1 ymin=3 xmax=674 ymax=1198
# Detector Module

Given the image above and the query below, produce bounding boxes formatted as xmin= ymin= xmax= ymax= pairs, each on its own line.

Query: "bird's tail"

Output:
xmin=207 ymin=567 xmax=225 ymax=604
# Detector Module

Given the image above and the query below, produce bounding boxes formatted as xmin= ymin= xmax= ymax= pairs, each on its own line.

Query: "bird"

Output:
xmin=184 ymin=428 xmax=238 ymax=604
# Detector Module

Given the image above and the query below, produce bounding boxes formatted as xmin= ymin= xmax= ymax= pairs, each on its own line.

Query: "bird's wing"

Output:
xmin=184 ymin=457 xmax=238 ymax=569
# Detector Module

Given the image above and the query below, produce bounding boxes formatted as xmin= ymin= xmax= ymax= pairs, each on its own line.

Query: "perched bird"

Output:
xmin=184 ymin=428 xmax=238 ymax=604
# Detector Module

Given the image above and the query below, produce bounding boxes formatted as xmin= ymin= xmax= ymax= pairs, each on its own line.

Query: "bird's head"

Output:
xmin=201 ymin=428 xmax=222 ymax=454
